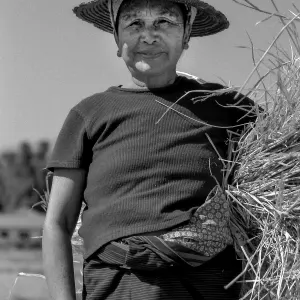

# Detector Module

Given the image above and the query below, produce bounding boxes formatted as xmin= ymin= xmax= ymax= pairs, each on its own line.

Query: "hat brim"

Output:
xmin=73 ymin=0 xmax=229 ymax=37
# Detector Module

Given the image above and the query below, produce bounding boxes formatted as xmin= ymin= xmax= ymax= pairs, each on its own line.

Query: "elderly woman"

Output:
xmin=42 ymin=0 xmax=256 ymax=299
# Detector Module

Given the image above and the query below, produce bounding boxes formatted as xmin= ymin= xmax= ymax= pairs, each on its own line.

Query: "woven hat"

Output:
xmin=73 ymin=0 xmax=229 ymax=38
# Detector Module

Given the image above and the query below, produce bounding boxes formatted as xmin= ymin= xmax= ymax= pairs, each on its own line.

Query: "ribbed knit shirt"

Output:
xmin=47 ymin=76 xmax=256 ymax=259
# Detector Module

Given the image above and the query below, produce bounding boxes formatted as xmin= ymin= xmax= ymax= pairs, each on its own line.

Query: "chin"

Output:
xmin=135 ymin=63 xmax=171 ymax=76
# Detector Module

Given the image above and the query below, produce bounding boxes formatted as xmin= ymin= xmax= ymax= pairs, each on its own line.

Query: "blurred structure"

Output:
xmin=0 ymin=208 xmax=44 ymax=249
xmin=0 ymin=140 xmax=51 ymax=213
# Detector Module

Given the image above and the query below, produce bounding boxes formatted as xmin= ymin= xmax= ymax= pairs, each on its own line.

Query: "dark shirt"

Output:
xmin=47 ymin=76 xmax=256 ymax=259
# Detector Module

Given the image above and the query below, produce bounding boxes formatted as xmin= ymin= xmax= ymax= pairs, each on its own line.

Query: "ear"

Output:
xmin=114 ymin=31 xmax=122 ymax=57
xmin=183 ymin=23 xmax=192 ymax=49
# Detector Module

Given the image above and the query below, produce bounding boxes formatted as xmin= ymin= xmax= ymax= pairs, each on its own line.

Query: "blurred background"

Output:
xmin=0 ymin=0 xmax=297 ymax=299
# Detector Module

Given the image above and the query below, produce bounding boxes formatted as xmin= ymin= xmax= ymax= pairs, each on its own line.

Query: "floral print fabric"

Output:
xmin=161 ymin=186 xmax=233 ymax=257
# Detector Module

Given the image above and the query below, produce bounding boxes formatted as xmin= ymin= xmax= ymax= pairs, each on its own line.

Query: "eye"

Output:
xmin=157 ymin=19 xmax=171 ymax=26
xmin=129 ymin=20 xmax=142 ymax=27
xmin=158 ymin=19 xmax=169 ymax=24
xmin=155 ymin=18 xmax=178 ymax=29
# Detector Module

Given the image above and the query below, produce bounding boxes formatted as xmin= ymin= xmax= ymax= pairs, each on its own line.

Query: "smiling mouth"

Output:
xmin=138 ymin=52 xmax=164 ymax=59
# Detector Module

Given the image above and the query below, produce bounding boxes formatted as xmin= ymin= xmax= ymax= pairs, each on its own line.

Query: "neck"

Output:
xmin=123 ymin=71 xmax=178 ymax=89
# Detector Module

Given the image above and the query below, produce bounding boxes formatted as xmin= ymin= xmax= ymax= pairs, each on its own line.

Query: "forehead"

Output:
xmin=118 ymin=0 xmax=184 ymax=20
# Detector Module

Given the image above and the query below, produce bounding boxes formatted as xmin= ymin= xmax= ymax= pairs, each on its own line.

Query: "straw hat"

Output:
xmin=73 ymin=0 xmax=229 ymax=37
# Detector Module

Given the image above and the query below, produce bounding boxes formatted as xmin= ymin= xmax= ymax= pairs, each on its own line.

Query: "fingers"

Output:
xmin=135 ymin=61 xmax=151 ymax=72
xmin=121 ymin=42 xmax=151 ymax=72
xmin=121 ymin=43 xmax=130 ymax=61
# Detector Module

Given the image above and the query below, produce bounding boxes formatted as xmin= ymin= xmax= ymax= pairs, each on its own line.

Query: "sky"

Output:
xmin=0 ymin=0 xmax=298 ymax=151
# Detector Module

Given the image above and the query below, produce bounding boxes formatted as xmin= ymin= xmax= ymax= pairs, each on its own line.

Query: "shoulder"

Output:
xmin=180 ymin=75 xmax=256 ymax=108
xmin=179 ymin=75 xmax=258 ymax=127
xmin=178 ymin=75 xmax=225 ymax=92
xmin=70 ymin=87 xmax=120 ymax=119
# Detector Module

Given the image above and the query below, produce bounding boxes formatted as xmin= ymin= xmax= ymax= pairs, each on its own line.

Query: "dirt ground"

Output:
xmin=0 ymin=249 xmax=82 ymax=300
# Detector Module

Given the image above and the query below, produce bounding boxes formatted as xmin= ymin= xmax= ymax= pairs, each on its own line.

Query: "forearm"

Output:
xmin=42 ymin=224 xmax=76 ymax=300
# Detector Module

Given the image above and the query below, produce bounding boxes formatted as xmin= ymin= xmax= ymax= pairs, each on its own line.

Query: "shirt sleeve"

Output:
xmin=223 ymin=91 xmax=263 ymax=184
xmin=200 ymin=82 xmax=259 ymax=131
xmin=223 ymin=90 xmax=260 ymax=134
xmin=47 ymin=108 xmax=92 ymax=172
xmin=232 ymin=92 xmax=261 ymax=126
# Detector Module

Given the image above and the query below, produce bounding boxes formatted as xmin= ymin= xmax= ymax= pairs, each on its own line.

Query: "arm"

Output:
xmin=42 ymin=168 xmax=86 ymax=300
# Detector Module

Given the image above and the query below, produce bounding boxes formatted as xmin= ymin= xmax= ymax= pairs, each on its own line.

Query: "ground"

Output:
xmin=0 ymin=248 xmax=82 ymax=300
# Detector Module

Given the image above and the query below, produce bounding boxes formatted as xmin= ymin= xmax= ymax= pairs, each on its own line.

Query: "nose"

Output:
xmin=140 ymin=26 xmax=158 ymax=45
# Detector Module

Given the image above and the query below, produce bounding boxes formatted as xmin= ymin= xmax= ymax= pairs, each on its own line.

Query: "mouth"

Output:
xmin=137 ymin=52 xmax=164 ymax=59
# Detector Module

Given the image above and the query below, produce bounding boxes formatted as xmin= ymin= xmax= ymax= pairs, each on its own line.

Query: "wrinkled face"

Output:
xmin=116 ymin=0 xmax=189 ymax=76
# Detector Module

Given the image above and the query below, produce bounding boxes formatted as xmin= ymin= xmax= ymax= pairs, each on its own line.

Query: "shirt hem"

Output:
xmin=82 ymin=213 xmax=192 ymax=260
xmin=46 ymin=161 xmax=85 ymax=171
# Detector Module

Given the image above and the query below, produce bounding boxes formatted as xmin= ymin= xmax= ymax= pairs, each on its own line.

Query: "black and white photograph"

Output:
xmin=0 ymin=0 xmax=299 ymax=299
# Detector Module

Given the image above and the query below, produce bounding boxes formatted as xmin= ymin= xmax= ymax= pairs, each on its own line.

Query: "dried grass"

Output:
xmin=221 ymin=1 xmax=300 ymax=299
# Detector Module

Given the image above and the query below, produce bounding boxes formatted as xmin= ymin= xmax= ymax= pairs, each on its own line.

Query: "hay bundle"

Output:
xmin=223 ymin=1 xmax=300 ymax=299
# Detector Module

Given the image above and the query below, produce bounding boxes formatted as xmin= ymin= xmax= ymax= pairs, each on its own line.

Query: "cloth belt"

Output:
xmin=96 ymin=235 xmax=211 ymax=270
xmin=94 ymin=236 xmax=235 ymax=300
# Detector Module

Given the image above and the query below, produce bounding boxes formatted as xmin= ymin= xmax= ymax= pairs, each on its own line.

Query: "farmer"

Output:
xmin=43 ymin=0 xmax=257 ymax=299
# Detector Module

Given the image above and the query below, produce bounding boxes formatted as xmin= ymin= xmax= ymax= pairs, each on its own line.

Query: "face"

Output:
xmin=116 ymin=0 xmax=190 ymax=77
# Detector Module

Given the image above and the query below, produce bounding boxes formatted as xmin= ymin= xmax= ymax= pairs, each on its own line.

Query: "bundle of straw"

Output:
xmin=222 ymin=1 xmax=300 ymax=299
